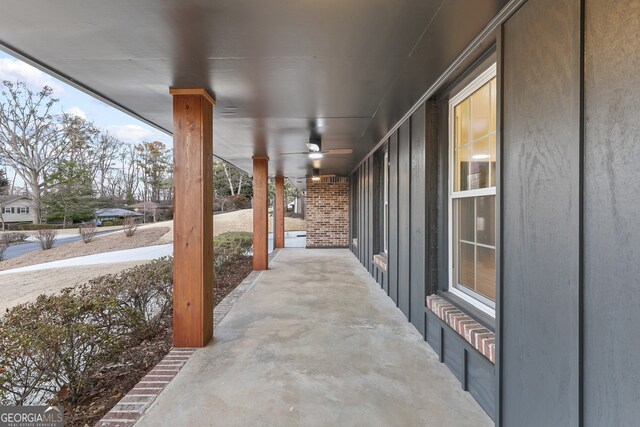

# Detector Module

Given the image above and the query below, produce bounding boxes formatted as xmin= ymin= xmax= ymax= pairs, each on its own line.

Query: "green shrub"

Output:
xmin=0 ymin=258 xmax=173 ymax=405
xmin=2 ymin=232 xmax=28 ymax=243
xmin=0 ymin=288 xmax=140 ymax=404
xmin=9 ymin=223 xmax=60 ymax=231
xmin=98 ymin=219 xmax=125 ymax=227
xmin=86 ymin=257 xmax=173 ymax=340
xmin=213 ymin=232 xmax=253 ymax=267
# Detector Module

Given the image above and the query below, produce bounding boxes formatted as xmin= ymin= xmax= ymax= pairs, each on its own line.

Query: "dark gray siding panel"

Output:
xmin=437 ymin=99 xmax=450 ymax=294
xmin=362 ymin=162 xmax=369 ymax=270
xmin=358 ymin=165 xmax=364 ymax=264
xmin=502 ymin=0 xmax=581 ymax=425
xmin=350 ymin=171 xmax=358 ymax=255
xmin=363 ymin=160 xmax=368 ymax=268
xmin=410 ymin=104 xmax=426 ymax=336
xmin=467 ymin=349 xmax=495 ymax=420
xmin=425 ymin=100 xmax=440 ymax=295
xmin=425 ymin=310 xmax=496 ymax=421
xmin=383 ymin=269 xmax=389 ymax=295
xmin=425 ymin=311 xmax=441 ymax=356
xmin=363 ymin=159 xmax=369 ymax=270
xmin=584 ymin=1 xmax=640 ymax=425
xmin=442 ymin=327 xmax=464 ymax=382
xmin=362 ymin=161 xmax=367 ymax=266
xmin=388 ymin=133 xmax=399 ymax=305
xmin=397 ymin=120 xmax=411 ymax=318
xmin=367 ymin=156 xmax=377 ymax=277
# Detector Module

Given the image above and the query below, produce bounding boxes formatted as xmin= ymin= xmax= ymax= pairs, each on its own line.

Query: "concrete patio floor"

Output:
xmin=136 ymin=249 xmax=492 ymax=427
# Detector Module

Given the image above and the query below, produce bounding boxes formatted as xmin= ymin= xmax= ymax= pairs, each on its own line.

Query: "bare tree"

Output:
xmin=0 ymin=234 xmax=10 ymax=261
xmin=135 ymin=141 xmax=171 ymax=202
xmin=222 ymin=162 xmax=236 ymax=196
xmin=123 ymin=215 xmax=138 ymax=237
xmin=118 ymin=145 xmax=140 ymax=203
xmin=35 ymin=228 xmax=57 ymax=250
xmin=92 ymin=133 xmax=121 ymax=198
xmin=79 ymin=222 xmax=97 ymax=243
xmin=68 ymin=131 xmax=121 ymax=199
xmin=0 ymin=81 xmax=92 ymax=223
xmin=213 ymin=160 xmax=251 ymax=199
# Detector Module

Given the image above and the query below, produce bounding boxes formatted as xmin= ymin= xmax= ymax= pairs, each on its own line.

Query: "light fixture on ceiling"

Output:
xmin=308 ymin=142 xmax=321 ymax=152
xmin=309 ymin=152 xmax=323 ymax=159
xmin=307 ymin=136 xmax=321 ymax=154
xmin=311 ymin=168 xmax=321 ymax=181
xmin=472 ymin=154 xmax=491 ymax=160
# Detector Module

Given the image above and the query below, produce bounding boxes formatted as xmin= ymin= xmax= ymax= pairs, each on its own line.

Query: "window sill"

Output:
xmin=372 ymin=253 xmax=388 ymax=272
xmin=426 ymin=294 xmax=495 ymax=364
xmin=438 ymin=291 xmax=495 ymax=332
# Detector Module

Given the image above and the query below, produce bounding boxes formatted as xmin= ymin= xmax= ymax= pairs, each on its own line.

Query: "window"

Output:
xmin=448 ymin=64 xmax=497 ymax=316
xmin=2 ymin=207 xmax=13 ymax=214
xmin=18 ymin=207 xmax=28 ymax=214
xmin=383 ymin=149 xmax=389 ymax=254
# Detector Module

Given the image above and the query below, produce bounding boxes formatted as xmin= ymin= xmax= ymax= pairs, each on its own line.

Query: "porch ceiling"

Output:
xmin=0 ymin=0 xmax=506 ymax=187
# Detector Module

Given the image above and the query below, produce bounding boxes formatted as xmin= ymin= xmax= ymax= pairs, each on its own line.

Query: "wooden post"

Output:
xmin=275 ymin=176 xmax=285 ymax=248
xmin=253 ymin=156 xmax=269 ymax=270
xmin=170 ymin=88 xmax=215 ymax=348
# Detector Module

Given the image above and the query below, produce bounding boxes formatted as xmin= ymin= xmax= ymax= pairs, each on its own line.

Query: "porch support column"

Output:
xmin=274 ymin=175 xmax=285 ymax=248
xmin=170 ymin=88 xmax=215 ymax=348
xmin=252 ymin=156 xmax=269 ymax=270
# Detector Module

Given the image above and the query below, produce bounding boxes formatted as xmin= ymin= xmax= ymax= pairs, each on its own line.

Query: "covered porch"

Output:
xmin=136 ymin=249 xmax=490 ymax=426
xmin=3 ymin=0 xmax=640 ymax=424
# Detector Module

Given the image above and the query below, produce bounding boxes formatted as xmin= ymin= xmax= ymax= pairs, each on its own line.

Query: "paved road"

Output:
xmin=0 ymin=243 xmax=174 ymax=275
xmin=0 ymin=232 xmax=307 ymax=274
xmin=3 ymin=230 xmax=114 ymax=260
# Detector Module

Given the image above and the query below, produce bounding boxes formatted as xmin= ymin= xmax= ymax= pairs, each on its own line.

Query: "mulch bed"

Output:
xmin=61 ymin=256 xmax=253 ymax=427
xmin=214 ymin=257 xmax=253 ymax=305
xmin=60 ymin=332 xmax=172 ymax=427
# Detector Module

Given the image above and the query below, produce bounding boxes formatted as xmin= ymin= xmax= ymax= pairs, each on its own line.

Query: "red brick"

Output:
xmin=306 ymin=177 xmax=350 ymax=247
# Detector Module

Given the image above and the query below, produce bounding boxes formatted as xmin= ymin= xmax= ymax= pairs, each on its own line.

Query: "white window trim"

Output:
xmin=448 ymin=63 xmax=497 ymax=318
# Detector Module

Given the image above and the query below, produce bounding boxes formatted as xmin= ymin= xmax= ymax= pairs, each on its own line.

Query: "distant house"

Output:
xmin=126 ymin=201 xmax=172 ymax=222
xmin=95 ymin=208 xmax=143 ymax=223
xmin=0 ymin=195 xmax=37 ymax=228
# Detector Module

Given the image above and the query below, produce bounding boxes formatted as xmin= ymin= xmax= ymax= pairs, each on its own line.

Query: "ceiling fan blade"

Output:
xmin=322 ymin=148 xmax=353 ymax=155
xmin=281 ymin=147 xmax=352 ymax=156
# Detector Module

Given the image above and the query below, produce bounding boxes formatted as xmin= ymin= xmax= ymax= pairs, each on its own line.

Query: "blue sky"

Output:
xmin=0 ymin=50 xmax=171 ymax=146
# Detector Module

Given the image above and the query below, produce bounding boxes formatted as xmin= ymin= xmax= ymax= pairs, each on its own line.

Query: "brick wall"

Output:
xmin=306 ymin=176 xmax=349 ymax=248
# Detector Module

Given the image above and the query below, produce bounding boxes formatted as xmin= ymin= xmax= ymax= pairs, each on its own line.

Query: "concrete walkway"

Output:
xmin=136 ymin=249 xmax=492 ymax=427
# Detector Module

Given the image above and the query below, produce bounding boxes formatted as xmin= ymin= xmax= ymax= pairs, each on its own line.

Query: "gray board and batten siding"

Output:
xmin=502 ymin=0 xmax=581 ymax=424
xmin=583 ymin=0 xmax=640 ymax=425
xmin=349 ymin=0 xmax=640 ymax=425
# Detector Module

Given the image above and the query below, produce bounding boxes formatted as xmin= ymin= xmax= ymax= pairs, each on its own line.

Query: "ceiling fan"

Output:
xmin=281 ymin=137 xmax=352 ymax=159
